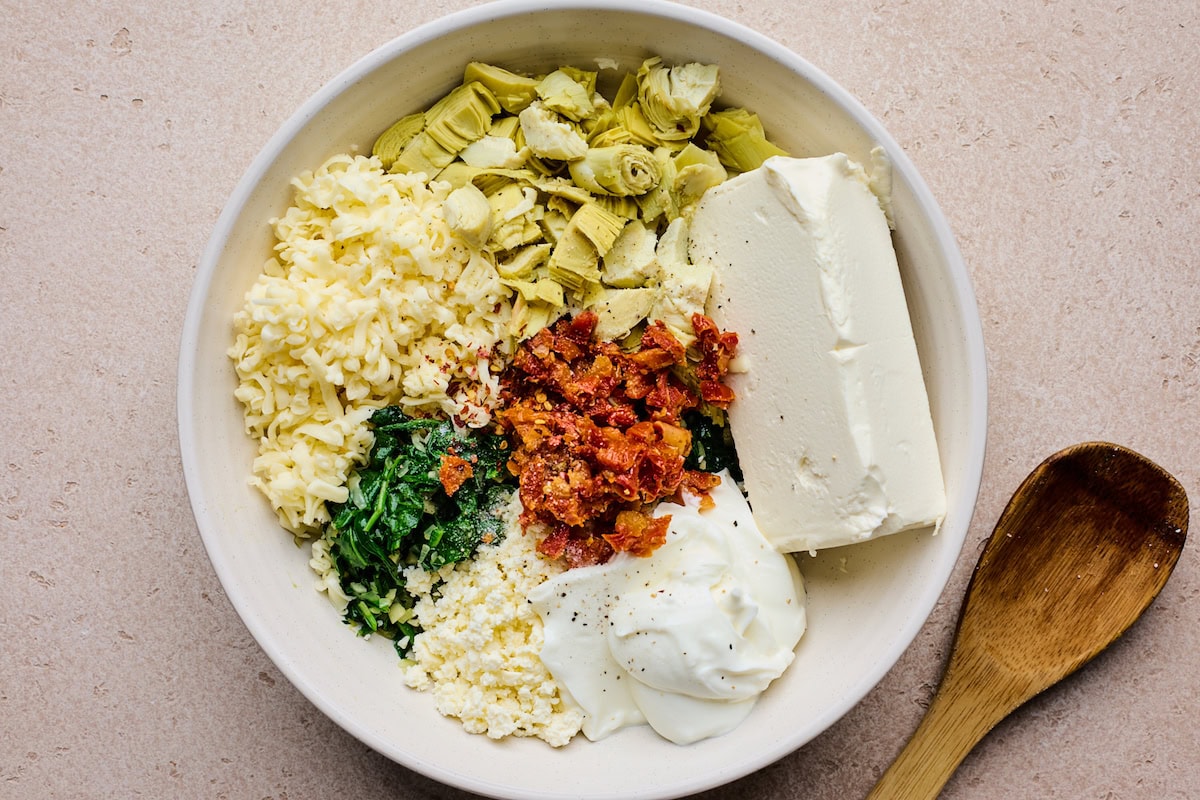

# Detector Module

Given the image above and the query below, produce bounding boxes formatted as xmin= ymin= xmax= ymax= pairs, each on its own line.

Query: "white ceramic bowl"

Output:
xmin=178 ymin=2 xmax=987 ymax=797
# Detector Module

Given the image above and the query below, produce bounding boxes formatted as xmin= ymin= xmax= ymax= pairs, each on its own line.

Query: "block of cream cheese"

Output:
xmin=689 ymin=153 xmax=945 ymax=552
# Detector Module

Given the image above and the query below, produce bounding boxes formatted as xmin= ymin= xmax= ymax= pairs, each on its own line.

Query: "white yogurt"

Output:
xmin=529 ymin=472 xmax=806 ymax=745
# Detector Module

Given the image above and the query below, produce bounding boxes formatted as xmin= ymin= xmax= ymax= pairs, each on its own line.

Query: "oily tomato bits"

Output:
xmin=497 ymin=311 xmax=738 ymax=567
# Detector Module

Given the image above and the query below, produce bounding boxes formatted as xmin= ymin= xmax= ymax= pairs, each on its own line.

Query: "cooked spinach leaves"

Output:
xmin=683 ymin=409 xmax=742 ymax=482
xmin=322 ymin=406 xmax=514 ymax=656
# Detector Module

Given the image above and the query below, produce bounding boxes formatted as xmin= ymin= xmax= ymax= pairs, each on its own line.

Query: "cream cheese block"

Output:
xmin=689 ymin=153 xmax=946 ymax=552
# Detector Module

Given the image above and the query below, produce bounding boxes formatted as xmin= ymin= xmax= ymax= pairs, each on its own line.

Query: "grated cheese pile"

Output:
xmin=400 ymin=495 xmax=584 ymax=747
xmin=228 ymin=154 xmax=513 ymax=534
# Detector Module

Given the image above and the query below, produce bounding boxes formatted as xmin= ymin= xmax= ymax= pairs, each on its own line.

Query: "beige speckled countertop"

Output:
xmin=3 ymin=1 xmax=1198 ymax=798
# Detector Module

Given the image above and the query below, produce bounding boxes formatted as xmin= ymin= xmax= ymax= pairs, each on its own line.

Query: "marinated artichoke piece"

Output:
xmin=502 ymin=277 xmax=565 ymax=307
xmin=529 ymin=176 xmax=592 ymax=206
xmin=458 ymin=135 xmax=529 ymax=169
xmin=536 ymin=69 xmax=595 ymax=122
xmin=601 ymin=219 xmax=659 ymax=288
xmin=539 ymin=208 xmax=571 ymax=244
xmin=611 ymin=72 xmax=639 ymax=110
xmin=390 ymin=131 xmax=454 ymax=177
xmin=371 ymin=112 xmax=424 ymax=170
xmin=496 ymin=243 xmax=552 ymax=280
xmin=487 ymin=184 xmax=543 ymax=251
xmin=648 ymin=218 xmax=712 ymax=345
xmin=672 ymin=143 xmax=728 ymax=208
xmin=546 ymin=202 xmax=628 ymax=293
xmin=587 ymin=103 xmax=666 ymax=149
xmin=435 ymin=161 xmax=484 ymax=189
xmin=509 ymin=293 xmax=559 ymax=339
xmin=463 ymin=61 xmax=540 ymax=113
xmin=443 ymin=184 xmax=493 ymax=248
xmin=587 ymin=286 xmax=660 ymax=341
xmin=636 ymin=57 xmax=720 ymax=141
xmin=593 ymin=194 xmax=640 ymax=219
xmin=569 ymin=202 xmax=627 ymax=255
xmin=700 ymin=107 xmax=787 ymax=173
xmin=423 ymin=81 xmax=502 ymax=154
xmin=567 ymin=144 xmax=661 ymax=197
xmin=547 ymin=230 xmax=601 ymax=292
xmin=636 ymin=146 xmax=680 ymax=224
xmin=558 ymin=65 xmax=598 ymax=97
xmin=490 ymin=115 xmax=521 ymax=140
xmin=518 ymin=100 xmax=589 ymax=161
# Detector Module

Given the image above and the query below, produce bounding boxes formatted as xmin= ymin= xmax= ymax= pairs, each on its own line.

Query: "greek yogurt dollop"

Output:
xmin=529 ymin=471 xmax=806 ymax=744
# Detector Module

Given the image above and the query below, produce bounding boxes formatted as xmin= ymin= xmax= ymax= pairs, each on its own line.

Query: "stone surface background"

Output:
xmin=2 ymin=1 xmax=1197 ymax=797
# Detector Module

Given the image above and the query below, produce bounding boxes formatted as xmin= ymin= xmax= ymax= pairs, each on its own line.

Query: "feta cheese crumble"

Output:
xmin=400 ymin=495 xmax=584 ymax=747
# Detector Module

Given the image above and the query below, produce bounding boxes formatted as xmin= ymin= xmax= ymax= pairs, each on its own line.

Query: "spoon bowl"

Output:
xmin=869 ymin=441 xmax=1189 ymax=800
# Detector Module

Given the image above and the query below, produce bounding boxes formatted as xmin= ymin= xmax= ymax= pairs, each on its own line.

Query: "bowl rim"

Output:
xmin=178 ymin=1 xmax=988 ymax=797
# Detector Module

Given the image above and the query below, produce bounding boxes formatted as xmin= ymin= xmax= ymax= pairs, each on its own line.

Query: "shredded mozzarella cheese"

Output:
xmin=229 ymin=154 xmax=513 ymax=534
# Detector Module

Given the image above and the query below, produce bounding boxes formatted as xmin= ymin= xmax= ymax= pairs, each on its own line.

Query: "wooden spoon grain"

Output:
xmin=867 ymin=441 xmax=1189 ymax=800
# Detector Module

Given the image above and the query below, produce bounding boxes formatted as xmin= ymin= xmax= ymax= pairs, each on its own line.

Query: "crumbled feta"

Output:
xmin=401 ymin=495 xmax=584 ymax=747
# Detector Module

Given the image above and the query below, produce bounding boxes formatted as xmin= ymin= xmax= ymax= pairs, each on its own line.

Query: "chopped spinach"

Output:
xmin=322 ymin=406 xmax=515 ymax=657
xmin=683 ymin=409 xmax=742 ymax=482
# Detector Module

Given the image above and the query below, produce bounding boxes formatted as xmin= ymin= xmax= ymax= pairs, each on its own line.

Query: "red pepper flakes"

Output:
xmin=496 ymin=311 xmax=738 ymax=568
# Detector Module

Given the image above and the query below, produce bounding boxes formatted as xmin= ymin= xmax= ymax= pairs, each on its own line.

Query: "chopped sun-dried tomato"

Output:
xmin=438 ymin=452 xmax=473 ymax=496
xmin=692 ymin=312 xmax=739 ymax=409
xmin=605 ymin=510 xmax=672 ymax=557
xmin=497 ymin=311 xmax=739 ymax=567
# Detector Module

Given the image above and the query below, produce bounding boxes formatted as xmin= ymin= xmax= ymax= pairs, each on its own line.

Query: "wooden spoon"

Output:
xmin=868 ymin=441 xmax=1189 ymax=800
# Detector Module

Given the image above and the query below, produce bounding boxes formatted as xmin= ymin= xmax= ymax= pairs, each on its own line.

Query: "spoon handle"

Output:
xmin=865 ymin=649 xmax=1024 ymax=800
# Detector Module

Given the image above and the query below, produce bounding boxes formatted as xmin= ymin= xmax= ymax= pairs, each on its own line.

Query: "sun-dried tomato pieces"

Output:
xmin=438 ymin=452 xmax=474 ymax=496
xmin=605 ymin=511 xmax=672 ymax=557
xmin=692 ymin=313 xmax=739 ymax=409
xmin=498 ymin=311 xmax=738 ymax=566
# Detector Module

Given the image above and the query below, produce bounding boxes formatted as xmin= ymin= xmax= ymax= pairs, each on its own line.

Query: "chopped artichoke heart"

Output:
xmin=497 ymin=243 xmax=552 ymax=279
xmin=488 ymin=185 xmax=543 ymax=251
xmin=435 ymin=161 xmax=484 ymax=189
xmin=612 ymin=72 xmax=639 ymax=110
xmin=671 ymin=143 xmax=728 ymax=211
xmin=588 ymin=287 xmax=660 ymax=341
xmin=547 ymin=230 xmax=601 ymax=292
xmin=509 ymin=294 xmax=559 ymax=340
xmin=559 ymin=66 xmax=598 ymax=97
xmin=701 ymin=107 xmax=788 ymax=173
xmin=569 ymin=203 xmax=627 ymax=256
xmin=532 ymin=176 xmax=593 ymax=206
xmin=503 ymin=277 xmax=565 ymax=307
xmin=389 ymin=131 xmax=452 ymax=177
xmin=490 ymin=115 xmax=521 ymax=141
xmin=443 ymin=184 xmax=493 ymax=249
xmin=594 ymin=195 xmax=641 ymax=220
xmin=602 ymin=219 xmax=659 ymax=288
xmin=567 ymin=144 xmax=661 ymax=196
xmin=423 ymin=81 xmax=501 ymax=154
xmin=614 ymin=104 xmax=666 ymax=147
xmin=636 ymin=147 xmax=681 ymax=224
xmin=539 ymin=209 xmax=571 ymax=244
xmin=518 ymin=101 xmax=589 ymax=161
xmin=536 ymin=70 xmax=595 ymax=122
xmin=463 ymin=62 xmax=540 ymax=113
xmin=636 ymin=57 xmax=720 ymax=141
xmin=371 ymin=112 xmax=425 ymax=169
xmin=648 ymin=218 xmax=711 ymax=344
xmin=458 ymin=135 xmax=528 ymax=169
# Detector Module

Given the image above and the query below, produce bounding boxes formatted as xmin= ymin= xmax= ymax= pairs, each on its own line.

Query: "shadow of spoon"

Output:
xmin=867 ymin=441 xmax=1189 ymax=800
